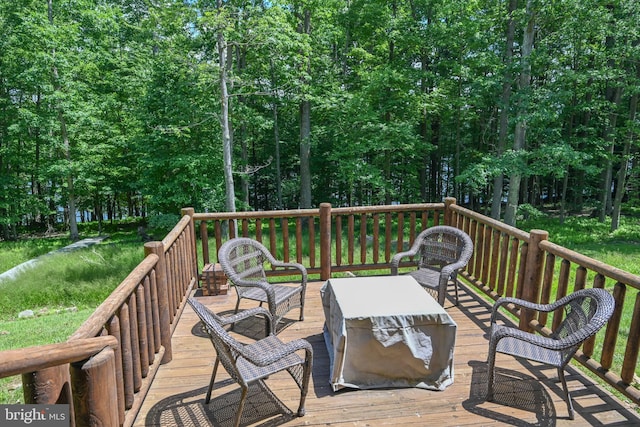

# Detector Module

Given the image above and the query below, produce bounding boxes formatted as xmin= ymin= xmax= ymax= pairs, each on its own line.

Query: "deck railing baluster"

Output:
xmin=335 ymin=215 xmax=342 ymax=266
xmin=282 ymin=217 xmax=290 ymax=262
xmin=385 ymin=212 xmax=392 ymax=262
xmin=397 ymin=212 xmax=404 ymax=253
xmin=136 ymin=284 xmax=149 ymax=377
xmin=496 ymin=233 xmax=509 ymax=295
xmin=575 ymin=265 xmax=587 ymax=291
xmin=604 ymin=283 xmax=626 ymax=370
xmin=488 ymin=229 xmax=500 ymax=291
xmin=360 ymin=214 xmax=367 ymax=265
xmin=120 ymin=303 xmax=134 ymax=409
xmin=348 ymin=215 xmax=355 ymax=265
xmin=481 ymin=224 xmax=492 ymax=287
xmin=129 ymin=293 xmax=141 ymax=392
xmin=372 ymin=214 xmax=380 ymax=264
xmin=621 ymin=293 xmax=640 ymax=384
xmin=107 ymin=315 xmax=126 ymax=424
xmin=296 ymin=217 xmax=303 ymax=264
xmin=255 ymin=218 xmax=262 ymax=242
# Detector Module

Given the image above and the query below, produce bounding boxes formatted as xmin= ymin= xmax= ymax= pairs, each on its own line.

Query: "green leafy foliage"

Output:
xmin=0 ymin=0 xmax=639 ymax=235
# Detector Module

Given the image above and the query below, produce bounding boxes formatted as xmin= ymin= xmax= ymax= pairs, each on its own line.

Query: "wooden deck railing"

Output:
xmin=194 ymin=199 xmax=640 ymax=405
xmin=449 ymin=203 xmax=640 ymax=405
xmin=0 ymin=208 xmax=198 ymax=427
xmin=194 ymin=201 xmax=447 ymax=279
xmin=1 ymin=199 xmax=639 ymax=426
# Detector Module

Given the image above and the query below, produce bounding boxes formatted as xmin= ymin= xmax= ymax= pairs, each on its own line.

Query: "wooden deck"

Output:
xmin=133 ymin=280 xmax=640 ymax=427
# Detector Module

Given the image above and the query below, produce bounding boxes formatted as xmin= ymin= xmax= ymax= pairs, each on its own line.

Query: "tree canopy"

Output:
xmin=1 ymin=0 xmax=638 ymax=239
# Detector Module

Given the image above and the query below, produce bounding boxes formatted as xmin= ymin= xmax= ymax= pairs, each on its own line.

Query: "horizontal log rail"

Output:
xmin=0 ymin=336 xmax=118 ymax=378
xmin=1 ymin=198 xmax=639 ymax=425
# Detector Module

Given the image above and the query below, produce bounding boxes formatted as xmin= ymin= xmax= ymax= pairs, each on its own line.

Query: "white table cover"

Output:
xmin=321 ymin=276 xmax=457 ymax=391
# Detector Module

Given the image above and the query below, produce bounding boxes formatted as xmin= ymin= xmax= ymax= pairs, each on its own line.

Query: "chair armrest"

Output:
xmin=233 ymin=279 xmax=278 ymax=307
xmin=491 ymin=324 xmax=573 ymax=351
xmin=270 ymin=261 xmax=308 ymax=285
xmin=440 ymin=259 xmax=468 ymax=281
xmin=241 ymin=338 xmax=313 ymax=367
xmin=218 ymin=306 xmax=273 ymax=329
xmin=490 ymin=296 xmax=560 ymax=325
xmin=390 ymin=250 xmax=420 ymax=274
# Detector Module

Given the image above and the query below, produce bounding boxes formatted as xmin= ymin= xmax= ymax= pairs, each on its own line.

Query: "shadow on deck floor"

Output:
xmin=134 ymin=280 xmax=640 ymax=427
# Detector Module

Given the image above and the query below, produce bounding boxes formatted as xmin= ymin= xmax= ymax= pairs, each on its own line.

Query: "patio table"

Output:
xmin=320 ymin=275 xmax=457 ymax=391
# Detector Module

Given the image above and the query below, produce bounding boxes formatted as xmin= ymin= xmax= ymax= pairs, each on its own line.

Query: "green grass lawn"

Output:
xmin=0 ymin=236 xmax=71 ymax=274
xmin=0 ymin=308 xmax=95 ymax=403
xmin=520 ymin=215 xmax=640 ymax=277
xmin=0 ymin=228 xmax=148 ymax=403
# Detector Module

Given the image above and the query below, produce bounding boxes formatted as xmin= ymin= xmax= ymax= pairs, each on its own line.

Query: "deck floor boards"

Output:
xmin=133 ymin=280 xmax=640 ymax=426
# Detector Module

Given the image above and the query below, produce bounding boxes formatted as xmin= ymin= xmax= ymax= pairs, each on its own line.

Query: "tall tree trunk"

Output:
xmin=574 ymin=82 xmax=594 ymax=210
xmin=273 ymin=101 xmax=282 ymax=209
xmin=560 ymin=97 xmax=576 ymax=224
xmin=270 ymin=60 xmax=283 ymax=209
xmin=599 ymin=5 xmax=624 ymax=222
xmin=429 ymin=119 xmax=440 ymax=202
xmin=298 ymin=8 xmax=312 ymax=209
xmin=49 ymin=0 xmax=78 ymax=241
xmin=599 ymin=90 xmax=623 ymax=222
xmin=491 ymin=0 xmax=517 ymax=220
xmin=611 ymin=57 xmax=639 ymax=231
xmin=217 ymin=0 xmax=236 ymax=216
xmin=240 ymin=122 xmax=249 ymax=208
xmin=504 ymin=0 xmax=535 ymax=227
xmin=300 ymin=98 xmax=311 ymax=209
xmin=237 ymin=47 xmax=249 ymax=208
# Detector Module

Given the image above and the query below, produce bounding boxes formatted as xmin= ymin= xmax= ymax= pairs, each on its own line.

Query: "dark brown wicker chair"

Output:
xmin=187 ymin=297 xmax=313 ymax=427
xmin=390 ymin=225 xmax=474 ymax=306
xmin=487 ymin=288 xmax=615 ymax=420
xmin=218 ymin=237 xmax=307 ymax=332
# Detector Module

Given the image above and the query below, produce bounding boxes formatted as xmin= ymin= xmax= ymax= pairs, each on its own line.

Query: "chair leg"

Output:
xmin=205 ymin=358 xmax=220 ymax=404
xmin=486 ymin=347 xmax=496 ymax=401
xmin=297 ymin=361 xmax=312 ymax=417
xmin=453 ymin=280 xmax=459 ymax=306
xmin=558 ymin=367 xmax=575 ymax=420
xmin=234 ymin=386 xmax=249 ymax=427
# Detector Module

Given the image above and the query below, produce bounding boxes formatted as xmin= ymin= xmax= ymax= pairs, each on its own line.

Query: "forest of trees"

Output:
xmin=1 ymin=0 xmax=638 ymax=240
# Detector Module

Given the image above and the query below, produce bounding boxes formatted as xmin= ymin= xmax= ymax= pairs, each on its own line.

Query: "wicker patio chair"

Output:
xmin=486 ymin=288 xmax=615 ymax=420
xmin=218 ymin=237 xmax=307 ymax=332
xmin=187 ymin=297 xmax=313 ymax=427
xmin=390 ymin=225 xmax=473 ymax=306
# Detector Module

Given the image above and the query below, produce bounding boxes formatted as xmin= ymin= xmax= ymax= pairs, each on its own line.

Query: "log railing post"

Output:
xmin=444 ymin=197 xmax=457 ymax=226
xmin=320 ymin=203 xmax=332 ymax=281
xmin=519 ymin=229 xmax=548 ymax=332
xmin=144 ymin=242 xmax=172 ymax=363
xmin=181 ymin=207 xmax=198 ymax=280
xmin=22 ymin=366 xmax=73 ymax=423
xmin=70 ymin=347 xmax=119 ymax=427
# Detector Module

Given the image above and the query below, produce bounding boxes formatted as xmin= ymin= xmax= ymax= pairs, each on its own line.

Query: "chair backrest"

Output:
xmin=218 ymin=238 xmax=272 ymax=288
xmin=416 ymin=226 xmax=473 ymax=270
xmin=187 ymin=297 xmax=245 ymax=384
xmin=552 ymin=288 xmax=615 ymax=344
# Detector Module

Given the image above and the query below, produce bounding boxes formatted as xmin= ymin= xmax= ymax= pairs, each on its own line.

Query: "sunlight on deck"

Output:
xmin=133 ymin=280 xmax=640 ymax=427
